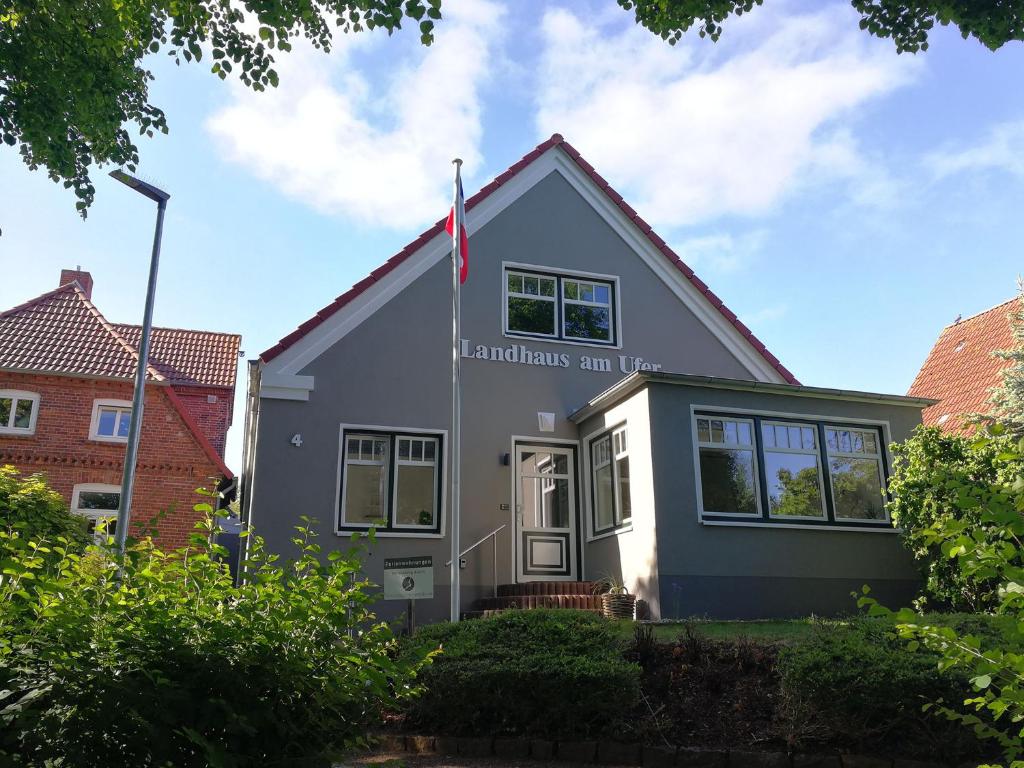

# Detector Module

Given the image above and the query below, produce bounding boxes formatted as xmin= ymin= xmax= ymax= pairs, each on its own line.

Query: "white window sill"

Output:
xmin=89 ymin=435 xmax=129 ymax=444
xmin=336 ymin=530 xmax=445 ymax=539
xmin=701 ymin=519 xmax=900 ymax=534
xmin=586 ymin=524 xmax=633 ymax=543
xmin=0 ymin=428 xmax=35 ymax=437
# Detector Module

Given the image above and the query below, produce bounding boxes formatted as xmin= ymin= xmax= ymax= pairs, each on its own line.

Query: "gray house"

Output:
xmin=240 ymin=134 xmax=930 ymax=622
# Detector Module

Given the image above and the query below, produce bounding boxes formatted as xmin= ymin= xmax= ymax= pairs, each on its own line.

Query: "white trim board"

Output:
xmin=260 ymin=145 xmax=788 ymax=388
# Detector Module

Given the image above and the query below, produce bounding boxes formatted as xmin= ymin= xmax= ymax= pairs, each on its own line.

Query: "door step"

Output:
xmin=476 ymin=594 xmax=604 ymax=611
xmin=496 ymin=581 xmax=598 ymax=597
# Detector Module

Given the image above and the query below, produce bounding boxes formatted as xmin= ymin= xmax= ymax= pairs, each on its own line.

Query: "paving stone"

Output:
xmin=559 ymin=740 xmax=598 ymax=763
xmin=792 ymin=755 xmax=842 ymax=768
xmin=494 ymin=738 xmax=531 ymax=759
xmin=405 ymin=735 xmax=435 ymax=754
xmin=433 ymin=736 xmax=459 ymax=755
xmin=532 ymin=739 xmax=556 ymax=760
xmin=641 ymin=745 xmax=677 ymax=768
xmin=841 ymin=756 xmax=892 ymax=768
xmin=598 ymin=741 xmax=643 ymax=765
xmin=457 ymin=736 xmax=494 ymax=757
xmin=676 ymin=747 xmax=728 ymax=767
xmin=730 ymin=751 xmax=791 ymax=767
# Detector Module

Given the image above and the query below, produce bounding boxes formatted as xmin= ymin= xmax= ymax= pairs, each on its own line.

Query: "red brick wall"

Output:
xmin=0 ymin=372 xmax=225 ymax=548
xmin=170 ymin=385 xmax=233 ymax=457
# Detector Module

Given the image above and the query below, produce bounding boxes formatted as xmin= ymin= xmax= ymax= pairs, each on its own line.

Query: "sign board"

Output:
xmin=383 ymin=556 xmax=434 ymax=601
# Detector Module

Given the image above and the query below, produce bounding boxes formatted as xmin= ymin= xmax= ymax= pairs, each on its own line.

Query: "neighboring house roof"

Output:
xmin=259 ymin=134 xmax=799 ymax=386
xmin=115 ymin=324 xmax=240 ymax=388
xmin=0 ymin=280 xmax=234 ymax=477
xmin=907 ymin=297 xmax=1017 ymax=432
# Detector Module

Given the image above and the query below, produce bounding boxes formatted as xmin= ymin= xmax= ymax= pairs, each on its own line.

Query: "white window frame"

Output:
xmin=339 ymin=433 xmax=391 ymax=529
xmin=392 ymin=435 xmax=440 ymax=531
xmin=0 ymin=390 xmax=40 ymax=436
xmin=70 ymin=483 xmax=121 ymax=537
xmin=562 ymin=278 xmax=614 ymax=343
xmin=504 ymin=269 xmax=558 ymax=339
xmin=824 ymin=424 xmax=890 ymax=524
xmin=89 ymin=399 xmax=133 ymax=443
xmin=501 ymin=262 xmax=622 ymax=349
xmin=761 ymin=420 xmax=828 ymax=521
xmin=692 ymin=415 xmax=762 ymax=519
xmin=589 ymin=425 xmax=632 ymax=536
xmin=334 ymin=424 xmax=447 ymax=539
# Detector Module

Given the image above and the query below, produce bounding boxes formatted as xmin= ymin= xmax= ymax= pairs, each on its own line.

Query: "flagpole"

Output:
xmin=450 ymin=158 xmax=463 ymax=623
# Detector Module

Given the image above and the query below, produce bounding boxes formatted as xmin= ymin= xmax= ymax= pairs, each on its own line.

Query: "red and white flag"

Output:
xmin=446 ymin=168 xmax=468 ymax=284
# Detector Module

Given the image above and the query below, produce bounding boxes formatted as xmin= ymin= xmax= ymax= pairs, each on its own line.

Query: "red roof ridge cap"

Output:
xmin=942 ymin=295 xmax=1020 ymax=330
xmin=77 ymin=289 xmax=167 ymax=382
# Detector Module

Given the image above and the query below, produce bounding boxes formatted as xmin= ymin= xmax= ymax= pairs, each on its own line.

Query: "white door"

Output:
xmin=515 ymin=444 xmax=578 ymax=582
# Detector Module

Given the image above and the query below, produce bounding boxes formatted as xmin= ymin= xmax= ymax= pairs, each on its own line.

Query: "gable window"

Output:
xmin=590 ymin=426 xmax=631 ymax=536
xmin=504 ymin=266 xmax=618 ymax=346
xmin=338 ymin=428 xmax=444 ymax=535
xmin=695 ymin=416 xmax=759 ymax=517
xmin=90 ymin=400 xmax=132 ymax=442
xmin=71 ymin=484 xmax=121 ymax=537
xmin=0 ymin=390 xmax=40 ymax=435
xmin=762 ymin=421 xmax=826 ymax=519
xmin=825 ymin=427 xmax=887 ymax=521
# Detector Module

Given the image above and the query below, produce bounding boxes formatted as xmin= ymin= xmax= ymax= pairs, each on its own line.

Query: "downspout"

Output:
xmin=237 ymin=358 xmax=262 ymax=580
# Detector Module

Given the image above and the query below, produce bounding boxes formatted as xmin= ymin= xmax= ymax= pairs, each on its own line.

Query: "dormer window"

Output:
xmin=504 ymin=264 xmax=619 ymax=346
xmin=0 ymin=390 xmax=40 ymax=435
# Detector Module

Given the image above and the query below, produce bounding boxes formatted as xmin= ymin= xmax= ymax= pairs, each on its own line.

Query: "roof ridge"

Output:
xmin=75 ymin=288 xmax=167 ymax=382
xmin=0 ymin=282 xmax=80 ymax=321
xmin=259 ymin=132 xmax=798 ymax=385
xmin=115 ymin=322 xmax=242 ymax=340
xmin=943 ymin=295 xmax=1021 ymax=330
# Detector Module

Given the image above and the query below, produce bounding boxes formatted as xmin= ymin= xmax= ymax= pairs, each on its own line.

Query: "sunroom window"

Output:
xmin=825 ymin=427 xmax=887 ymax=521
xmin=590 ymin=426 xmax=631 ymax=535
xmin=505 ymin=267 xmax=617 ymax=345
xmin=762 ymin=422 xmax=826 ymax=519
xmin=695 ymin=417 xmax=758 ymax=516
xmin=0 ymin=390 xmax=39 ymax=435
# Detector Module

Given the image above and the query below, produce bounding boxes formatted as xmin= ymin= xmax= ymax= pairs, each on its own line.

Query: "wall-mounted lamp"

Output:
xmin=500 ymin=452 xmax=510 ymax=466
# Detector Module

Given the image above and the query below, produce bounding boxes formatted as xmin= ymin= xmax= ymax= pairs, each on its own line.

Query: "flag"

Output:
xmin=445 ymin=172 xmax=469 ymax=284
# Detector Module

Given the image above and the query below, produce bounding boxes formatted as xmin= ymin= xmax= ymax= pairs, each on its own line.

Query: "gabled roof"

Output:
xmin=259 ymin=134 xmax=799 ymax=386
xmin=907 ymin=297 xmax=1018 ymax=432
xmin=115 ymin=325 xmax=240 ymax=388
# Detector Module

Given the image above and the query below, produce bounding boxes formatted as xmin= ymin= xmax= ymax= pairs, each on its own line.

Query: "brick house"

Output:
xmin=0 ymin=269 xmax=240 ymax=547
xmin=908 ymin=297 xmax=1018 ymax=433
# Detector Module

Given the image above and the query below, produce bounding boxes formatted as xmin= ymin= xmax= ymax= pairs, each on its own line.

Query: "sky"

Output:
xmin=2 ymin=0 xmax=1023 ymax=471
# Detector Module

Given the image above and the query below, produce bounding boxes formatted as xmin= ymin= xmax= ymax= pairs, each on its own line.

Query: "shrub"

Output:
xmin=0 ymin=464 xmax=88 ymax=550
xmin=401 ymin=609 xmax=640 ymax=738
xmin=0 ymin=505 xmax=429 ymax=767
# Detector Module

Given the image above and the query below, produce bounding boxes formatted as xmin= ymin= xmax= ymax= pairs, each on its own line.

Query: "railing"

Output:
xmin=445 ymin=523 xmax=507 ymax=598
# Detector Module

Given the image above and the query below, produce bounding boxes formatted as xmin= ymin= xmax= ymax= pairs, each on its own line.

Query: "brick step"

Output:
xmin=461 ymin=607 xmax=604 ymax=621
xmin=496 ymin=581 xmax=599 ymax=597
xmin=475 ymin=594 xmax=605 ymax=611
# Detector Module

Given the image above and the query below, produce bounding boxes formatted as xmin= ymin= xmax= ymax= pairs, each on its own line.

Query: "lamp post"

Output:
xmin=108 ymin=170 xmax=170 ymax=555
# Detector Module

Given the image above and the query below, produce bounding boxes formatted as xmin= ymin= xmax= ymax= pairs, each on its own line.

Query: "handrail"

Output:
xmin=445 ymin=523 xmax=507 ymax=601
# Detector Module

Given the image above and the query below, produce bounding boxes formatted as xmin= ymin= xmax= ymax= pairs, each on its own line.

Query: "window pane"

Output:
xmin=864 ymin=432 xmax=877 ymax=454
xmin=540 ymin=278 xmax=555 ymax=297
xmin=564 ymin=304 xmax=610 ymax=341
xmin=396 ymin=465 xmax=436 ymax=526
xmin=88 ymin=516 xmax=117 ymax=536
xmin=116 ymin=411 xmax=131 ymax=437
xmin=398 ymin=439 xmax=410 ymax=460
xmin=710 ymin=420 xmax=724 ymax=443
xmin=594 ymin=462 xmax=614 ymax=531
xmin=344 ymin=465 xmax=385 ymax=524
xmin=508 ymin=296 xmax=555 ymax=335
xmin=372 ymin=439 xmax=387 ymax=460
xmin=765 ymin=452 xmax=822 ymax=517
xmin=802 ymin=427 xmax=816 ymax=450
xmin=826 ymin=429 xmax=838 ymax=451
xmin=738 ymin=422 xmax=751 ymax=446
xmin=616 ymin=455 xmax=631 ymax=521
xmin=831 ymin=458 xmax=886 ymax=520
xmin=508 ymin=273 xmax=523 ymax=293
xmin=724 ymin=421 xmax=738 ymax=445
xmin=774 ymin=425 xmax=788 ymax=449
xmin=347 ymin=439 xmax=360 ymax=459
xmin=761 ymin=424 xmax=775 ymax=448
xmin=78 ymin=491 xmax=120 ymax=511
xmin=0 ymin=398 xmax=9 ymax=427
xmin=579 ymin=283 xmax=594 ymax=302
xmin=543 ymin=478 xmax=570 ymax=528
xmin=852 ymin=432 xmax=864 ymax=453
xmin=697 ymin=419 xmax=710 ymax=443
xmin=424 ymin=440 xmax=436 ymax=461
xmin=97 ymin=409 xmax=117 ymax=436
xmin=839 ymin=431 xmax=853 ymax=452
xmin=564 ymin=281 xmax=579 ymax=300
xmin=13 ymin=399 xmax=32 ymax=429
xmin=594 ymin=285 xmax=610 ymax=304
xmin=552 ymin=453 xmax=568 ymax=474
xmin=411 ymin=440 xmax=423 ymax=461
xmin=524 ymin=276 xmax=539 ymax=295
xmin=699 ymin=447 xmax=757 ymax=515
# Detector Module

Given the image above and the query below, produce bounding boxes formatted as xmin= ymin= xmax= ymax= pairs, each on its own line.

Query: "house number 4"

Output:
xmin=290 ymin=434 xmax=303 ymax=447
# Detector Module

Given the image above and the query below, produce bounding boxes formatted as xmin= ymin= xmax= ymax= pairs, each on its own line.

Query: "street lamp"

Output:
xmin=108 ymin=170 xmax=170 ymax=554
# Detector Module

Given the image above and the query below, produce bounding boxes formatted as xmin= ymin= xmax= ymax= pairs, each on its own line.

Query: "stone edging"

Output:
xmin=372 ymin=734 xmax=949 ymax=768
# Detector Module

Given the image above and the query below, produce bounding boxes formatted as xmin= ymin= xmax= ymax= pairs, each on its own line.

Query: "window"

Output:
xmin=693 ymin=412 xmax=891 ymax=528
xmin=338 ymin=428 xmax=443 ymax=534
xmin=71 ymin=484 xmax=121 ymax=538
xmin=762 ymin=421 xmax=826 ymax=519
xmin=590 ymin=426 xmax=631 ymax=535
xmin=825 ymin=426 xmax=887 ymax=521
xmin=695 ymin=417 xmax=759 ymax=516
xmin=90 ymin=400 xmax=132 ymax=442
xmin=505 ymin=266 xmax=617 ymax=345
xmin=0 ymin=390 xmax=39 ymax=435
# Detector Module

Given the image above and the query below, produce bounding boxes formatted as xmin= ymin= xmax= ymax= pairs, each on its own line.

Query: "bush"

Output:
xmin=401 ymin=609 xmax=640 ymax=738
xmin=0 ymin=465 xmax=88 ymax=550
xmin=778 ymin=617 xmax=986 ymax=758
xmin=0 ymin=505 xmax=429 ymax=767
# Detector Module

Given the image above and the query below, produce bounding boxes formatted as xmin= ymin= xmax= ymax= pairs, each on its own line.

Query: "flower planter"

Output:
xmin=601 ymin=592 xmax=636 ymax=620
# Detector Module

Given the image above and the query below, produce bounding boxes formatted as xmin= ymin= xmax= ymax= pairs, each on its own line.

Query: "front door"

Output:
xmin=515 ymin=444 xmax=578 ymax=582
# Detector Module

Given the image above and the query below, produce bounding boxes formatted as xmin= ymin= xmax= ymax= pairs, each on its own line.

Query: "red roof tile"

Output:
xmin=259 ymin=134 xmax=799 ymax=385
xmin=115 ymin=325 xmax=240 ymax=389
xmin=907 ymin=298 xmax=1018 ymax=432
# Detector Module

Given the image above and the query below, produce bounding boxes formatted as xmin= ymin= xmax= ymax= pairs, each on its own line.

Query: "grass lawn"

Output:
xmin=614 ymin=618 xmax=818 ymax=643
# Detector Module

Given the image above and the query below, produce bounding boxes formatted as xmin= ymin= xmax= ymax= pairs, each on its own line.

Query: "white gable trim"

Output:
xmin=262 ymin=146 xmax=788 ymax=387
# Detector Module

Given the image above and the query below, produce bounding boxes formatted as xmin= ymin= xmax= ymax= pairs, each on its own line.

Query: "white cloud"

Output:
xmin=926 ymin=120 xmax=1024 ymax=179
xmin=206 ymin=0 xmax=505 ymax=229
xmin=675 ymin=229 xmax=768 ymax=274
xmin=536 ymin=4 xmax=919 ymax=227
xmin=743 ymin=304 xmax=789 ymax=325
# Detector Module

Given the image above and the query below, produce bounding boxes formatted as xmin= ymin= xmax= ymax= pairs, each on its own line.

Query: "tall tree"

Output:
xmin=986 ymin=280 xmax=1024 ymax=436
xmin=0 ymin=0 xmax=440 ymax=215
xmin=618 ymin=0 xmax=1024 ymax=51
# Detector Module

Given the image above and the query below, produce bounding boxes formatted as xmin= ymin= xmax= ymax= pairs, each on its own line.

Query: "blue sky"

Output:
xmin=2 ymin=0 xmax=1022 ymax=470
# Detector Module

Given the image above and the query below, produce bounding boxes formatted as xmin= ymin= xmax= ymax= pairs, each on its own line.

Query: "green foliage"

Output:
xmin=617 ymin=0 xmax=1024 ymax=51
xmin=888 ymin=426 xmax=1023 ymax=611
xmin=987 ymin=283 xmax=1024 ymax=438
xmin=0 ymin=501 xmax=429 ymax=767
xmin=0 ymin=0 xmax=442 ymax=215
xmin=401 ymin=609 xmax=640 ymax=738
xmin=861 ymin=429 xmax=1024 ymax=765
xmin=0 ymin=465 xmax=89 ymax=550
